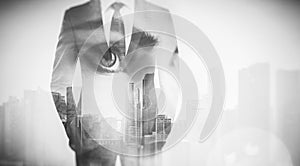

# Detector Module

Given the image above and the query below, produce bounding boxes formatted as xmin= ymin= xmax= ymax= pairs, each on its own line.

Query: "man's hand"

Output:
xmin=64 ymin=116 xmax=100 ymax=154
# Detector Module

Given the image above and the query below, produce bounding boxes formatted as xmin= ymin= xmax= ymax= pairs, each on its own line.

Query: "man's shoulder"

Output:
xmin=143 ymin=1 xmax=169 ymax=13
xmin=65 ymin=1 xmax=91 ymax=17
xmin=64 ymin=0 xmax=170 ymax=15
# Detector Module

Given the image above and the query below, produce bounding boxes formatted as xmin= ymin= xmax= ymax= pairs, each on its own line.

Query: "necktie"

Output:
xmin=101 ymin=2 xmax=126 ymax=68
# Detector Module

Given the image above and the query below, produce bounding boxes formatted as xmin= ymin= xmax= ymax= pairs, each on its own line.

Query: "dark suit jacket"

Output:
xmin=51 ymin=0 xmax=179 ymax=154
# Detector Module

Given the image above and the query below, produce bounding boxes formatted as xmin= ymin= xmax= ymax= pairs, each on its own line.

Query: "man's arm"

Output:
xmin=51 ymin=10 xmax=78 ymax=124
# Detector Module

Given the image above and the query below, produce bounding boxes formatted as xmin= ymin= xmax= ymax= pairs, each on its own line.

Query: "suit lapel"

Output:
xmin=88 ymin=0 xmax=109 ymax=55
xmin=127 ymin=0 xmax=147 ymax=55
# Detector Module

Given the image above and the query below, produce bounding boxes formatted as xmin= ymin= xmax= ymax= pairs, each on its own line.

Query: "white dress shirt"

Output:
xmin=101 ymin=0 xmax=135 ymax=54
xmin=93 ymin=0 xmax=135 ymax=122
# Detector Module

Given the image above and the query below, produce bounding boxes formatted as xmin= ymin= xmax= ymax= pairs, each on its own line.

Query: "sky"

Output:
xmin=0 ymin=0 xmax=300 ymax=108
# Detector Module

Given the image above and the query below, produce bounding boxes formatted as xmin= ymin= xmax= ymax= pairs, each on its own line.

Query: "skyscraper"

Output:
xmin=2 ymin=97 xmax=26 ymax=162
xmin=238 ymin=63 xmax=270 ymax=130
xmin=276 ymin=69 xmax=300 ymax=166
xmin=66 ymin=87 xmax=76 ymax=120
xmin=142 ymin=73 xmax=157 ymax=136
xmin=125 ymin=83 xmax=140 ymax=145
xmin=156 ymin=115 xmax=166 ymax=134
xmin=164 ymin=117 xmax=172 ymax=135
xmin=0 ymin=105 xmax=5 ymax=159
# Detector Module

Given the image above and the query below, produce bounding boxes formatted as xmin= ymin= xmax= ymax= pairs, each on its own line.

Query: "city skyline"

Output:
xmin=1 ymin=63 xmax=300 ymax=165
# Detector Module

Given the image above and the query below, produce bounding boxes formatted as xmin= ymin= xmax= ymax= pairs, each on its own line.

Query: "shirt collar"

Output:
xmin=100 ymin=0 xmax=135 ymax=12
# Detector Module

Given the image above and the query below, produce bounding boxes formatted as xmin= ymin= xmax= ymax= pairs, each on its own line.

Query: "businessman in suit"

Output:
xmin=51 ymin=0 xmax=179 ymax=165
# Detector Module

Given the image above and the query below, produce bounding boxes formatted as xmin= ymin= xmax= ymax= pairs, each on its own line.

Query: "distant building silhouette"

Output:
xmin=0 ymin=105 xmax=5 ymax=159
xmin=2 ymin=97 xmax=25 ymax=162
xmin=238 ymin=63 xmax=271 ymax=130
xmin=0 ymin=89 xmax=78 ymax=165
xmin=276 ymin=69 xmax=300 ymax=166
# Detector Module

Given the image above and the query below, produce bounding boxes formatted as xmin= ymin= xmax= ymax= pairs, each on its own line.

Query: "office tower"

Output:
xmin=164 ymin=118 xmax=172 ymax=135
xmin=1 ymin=97 xmax=26 ymax=162
xmin=24 ymin=89 xmax=61 ymax=165
xmin=0 ymin=105 xmax=4 ymax=159
xmin=23 ymin=90 xmax=43 ymax=165
xmin=66 ymin=87 xmax=76 ymax=119
xmin=136 ymin=88 xmax=143 ymax=145
xmin=52 ymin=92 xmax=67 ymax=122
xmin=125 ymin=83 xmax=139 ymax=145
xmin=142 ymin=73 xmax=157 ymax=136
xmin=156 ymin=115 xmax=166 ymax=134
xmin=238 ymin=63 xmax=270 ymax=129
xmin=276 ymin=70 xmax=300 ymax=166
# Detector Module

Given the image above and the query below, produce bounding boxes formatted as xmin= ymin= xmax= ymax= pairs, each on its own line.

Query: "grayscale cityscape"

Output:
xmin=1 ymin=64 xmax=300 ymax=165
xmin=1 ymin=0 xmax=300 ymax=165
